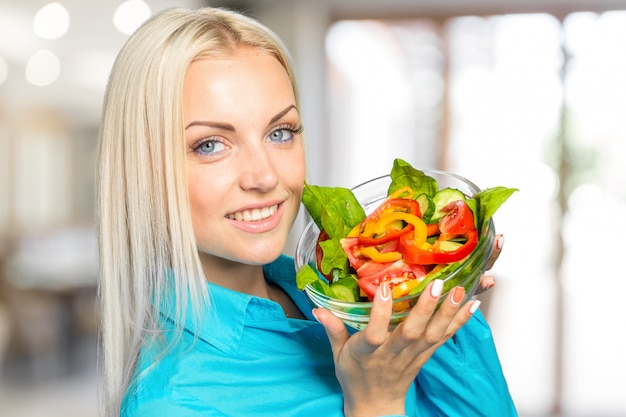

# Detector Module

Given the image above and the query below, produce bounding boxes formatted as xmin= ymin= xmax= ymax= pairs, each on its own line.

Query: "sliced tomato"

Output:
xmin=339 ymin=237 xmax=367 ymax=270
xmin=356 ymin=259 xmax=426 ymax=300
xmin=438 ymin=200 xmax=475 ymax=238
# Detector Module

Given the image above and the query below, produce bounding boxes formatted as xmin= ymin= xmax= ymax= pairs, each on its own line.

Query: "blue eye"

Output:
xmin=267 ymin=126 xmax=302 ymax=143
xmin=194 ymin=139 xmax=226 ymax=155
xmin=267 ymin=128 xmax=292 ymax=143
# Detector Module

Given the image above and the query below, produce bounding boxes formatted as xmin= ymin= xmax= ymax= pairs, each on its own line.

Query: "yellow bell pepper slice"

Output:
xmin=359 ymin=246 xmax=402 ymax=263
xmin=391 ymin=278 xmax=422 ymax=299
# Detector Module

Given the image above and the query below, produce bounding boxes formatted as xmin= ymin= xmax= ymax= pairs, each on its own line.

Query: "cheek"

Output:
xmin=187 ymin=174 xmax=220 ymax=226
xmin=281 ymin=150 xmax=306 ymax=195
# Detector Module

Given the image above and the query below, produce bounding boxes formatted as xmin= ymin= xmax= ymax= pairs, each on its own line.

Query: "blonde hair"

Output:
xmin=96 ymin=7 xmax=299 ymax=416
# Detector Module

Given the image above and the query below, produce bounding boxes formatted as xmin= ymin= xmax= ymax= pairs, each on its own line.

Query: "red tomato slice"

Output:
xmin=438 ymin=200 xmax=475 ymax=237
xmin=339 ymin=236 xmax=367 ymax=270
xmin=356 ymin=259 xmax=426 ymax=300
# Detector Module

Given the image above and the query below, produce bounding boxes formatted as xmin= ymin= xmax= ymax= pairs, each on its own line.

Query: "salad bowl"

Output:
xmin=295 ymin=170 xmax=497 ymax=331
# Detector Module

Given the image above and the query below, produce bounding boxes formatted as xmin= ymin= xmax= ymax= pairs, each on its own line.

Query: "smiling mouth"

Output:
xmin=226 ymin=204 xmax=279 ymax=222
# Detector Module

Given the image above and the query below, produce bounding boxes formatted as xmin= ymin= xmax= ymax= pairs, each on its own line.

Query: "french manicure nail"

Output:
xmin=469 ymin=300 xmax=481 ymax=315
xmin=450 ymin=286 xmax=465 ymax=305
xmin=379 ymin=282 xmax=391 ymax=301
xmin=311 ymin=308 xmax=321 ymax=322
xmin=430 ymin=279 xmax=444 ymax=298
xmin=496 ymin=235 xmax=505 ymax=250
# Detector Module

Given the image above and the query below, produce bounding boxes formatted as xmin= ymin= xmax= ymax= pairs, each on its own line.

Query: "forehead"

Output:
xmin=183 ymin=48 xmax=295 ymax=118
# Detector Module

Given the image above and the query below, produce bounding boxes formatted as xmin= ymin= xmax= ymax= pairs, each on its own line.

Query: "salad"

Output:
xmin=296 ymin=158 xmax=517 ymax=305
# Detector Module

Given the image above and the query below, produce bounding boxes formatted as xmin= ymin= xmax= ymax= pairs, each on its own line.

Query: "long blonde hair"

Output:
xmin=96 ymin=7 xmax=299 ymax=416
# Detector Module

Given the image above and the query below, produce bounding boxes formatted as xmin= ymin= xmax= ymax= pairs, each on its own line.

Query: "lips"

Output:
xmin=226 ymin=204 xmax=278 ymax=222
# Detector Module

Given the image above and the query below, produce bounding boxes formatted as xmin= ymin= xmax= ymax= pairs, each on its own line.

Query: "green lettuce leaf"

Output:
xmin=319 ymin=239 xmax=350 ymax=276
xmin=296 ymin=264 xmax=337 ymax=298
xmin=302 ymin=183 xmax=365 ymax=240
xmin=474 ymin=186 xmax=518 ymax=233
xmin=389 ymin=158 xmax=438 ymax=197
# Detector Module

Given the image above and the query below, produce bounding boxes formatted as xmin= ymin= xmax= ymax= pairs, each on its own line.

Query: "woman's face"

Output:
xmin=183 ymin=47 xmax=305 ymax=269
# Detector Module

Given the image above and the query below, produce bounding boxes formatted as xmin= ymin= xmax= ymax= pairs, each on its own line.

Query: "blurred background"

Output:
xmin=1 ymin=0 xmax=625 ymax=416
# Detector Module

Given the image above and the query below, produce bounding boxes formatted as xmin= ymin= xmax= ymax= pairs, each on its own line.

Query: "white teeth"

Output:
xmin=228 ymin=205 xmax=277 ymax=222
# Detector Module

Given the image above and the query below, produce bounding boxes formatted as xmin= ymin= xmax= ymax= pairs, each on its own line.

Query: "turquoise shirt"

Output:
xmin=121 ymin=255 xmax=517 ymax=417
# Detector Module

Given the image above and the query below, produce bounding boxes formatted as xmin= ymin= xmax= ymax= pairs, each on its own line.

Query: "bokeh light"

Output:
xmin=113 ymin=0 xmax=151 ymax=35
xmin=33 ymin=2 xmax=70 ymax=40
xmin=25 ymin=49 xmax=61 ymax=86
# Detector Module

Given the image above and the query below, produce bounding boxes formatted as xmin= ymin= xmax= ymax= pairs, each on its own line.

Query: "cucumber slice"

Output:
xmin=415 ymin=193 xmax=435 ymax=223
xmin=436 ymin=240 xmax=463 ymax=251
xmin=432 ymin=188 xmax=466 ymax=221
xmin=330 ymin=277 xmax=359 ymax=302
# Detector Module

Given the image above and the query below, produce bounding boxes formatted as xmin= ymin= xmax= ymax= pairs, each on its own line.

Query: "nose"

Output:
xmin=239 ymin=146 xmax=279 ymax=192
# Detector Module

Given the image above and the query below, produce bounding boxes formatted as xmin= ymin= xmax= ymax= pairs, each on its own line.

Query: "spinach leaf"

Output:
xmin=302 ymin=183 xmax=365 ymax=240
xmin=474 ymin=186 xmax=518 ymax=233
xmin=319 ymin=239 xmax=350 ymax=275
xmin=389 ymin=158 xmax=438 ymax=197
xmin=296 ymin=264 xmax=337 ymax=298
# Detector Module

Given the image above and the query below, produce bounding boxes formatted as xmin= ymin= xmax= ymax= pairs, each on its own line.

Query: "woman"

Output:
xmin=97 ymin=7 xmax=517 ymax=417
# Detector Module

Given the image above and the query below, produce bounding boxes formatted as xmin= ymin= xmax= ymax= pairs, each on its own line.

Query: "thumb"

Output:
xmin=312 ymin=307 xmax=350 ymax=361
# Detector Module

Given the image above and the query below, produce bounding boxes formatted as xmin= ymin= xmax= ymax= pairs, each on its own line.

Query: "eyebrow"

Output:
xmin=185 ymin=104 xmax=298 ymax=131
xmin=269 ymin=104 xmax=297 ymax=124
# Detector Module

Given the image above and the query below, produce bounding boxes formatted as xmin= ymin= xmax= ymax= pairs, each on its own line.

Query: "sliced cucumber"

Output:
xmin=432 ymin=188 xmax=466 ymax=221
xmin=415 ymin=193 xmax=436 ymax=223
xmin=436 ymin=240 xmax=463 ymax=252
xmin=330 ymin=277 xmax=359 ymax=302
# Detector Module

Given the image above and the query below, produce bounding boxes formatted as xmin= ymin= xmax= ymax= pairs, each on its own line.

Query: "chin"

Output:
xmin=251 ymin=250 xmax=284 ymax=266
xmin=245 ymin=241 xmax=287 ymax=265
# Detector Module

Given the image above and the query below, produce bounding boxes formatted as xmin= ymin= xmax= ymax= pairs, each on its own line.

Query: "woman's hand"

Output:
xmin=314 ymin=281 xmax=481 ymax=417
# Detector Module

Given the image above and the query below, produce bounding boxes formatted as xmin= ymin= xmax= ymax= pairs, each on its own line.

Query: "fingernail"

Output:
xmin=496 ymin=234 xmax=505 ymax=250
xmin=379 ymin=282 xmax=391 ymax=301
xmin=430 ymin=279 xmax=444 ymax=298
xmin=469 ymin=300 xmax=481 ymax=315
xmin=450 ymin=286 xmax=465 ymax=305
xmin=311 ymin=308 xmax=321 ymax=322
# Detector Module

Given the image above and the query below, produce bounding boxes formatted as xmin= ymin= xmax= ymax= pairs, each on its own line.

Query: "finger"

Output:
xmin=406 ymin=278 xmax=444 ymax=325
xmin=360 ymin=282 xmax=393 ymax=351
xmin=420 ymin=297 xmax=482 ymax=356
xmin=418 ymin=285 xmax=466 ymax=345
xmin=312 ymin=307 xmax=350 ymax=362
xmin=485 ymin=234 xmax=504 ymax=270
xmin=386 ymin=279 xmax=443 ymax=351
xmin=445 ymin=298 xmax=482 ymax=337
xmin=474 ymin=274 xmax=496 ymax=295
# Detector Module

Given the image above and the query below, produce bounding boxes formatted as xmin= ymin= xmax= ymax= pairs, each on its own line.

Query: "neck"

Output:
xmin=200 ymin=256 xmax=270 ymax=297
xmin=199 ymin=254 xmax=304 ymax=319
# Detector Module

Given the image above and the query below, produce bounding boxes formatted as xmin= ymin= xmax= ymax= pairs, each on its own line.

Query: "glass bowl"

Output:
xmin=295 ymin=170 xmax=495 ymax=330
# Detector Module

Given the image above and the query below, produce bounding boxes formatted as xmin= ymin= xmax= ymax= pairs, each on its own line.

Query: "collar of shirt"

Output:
xmin=160 ymin=254 xmax=319 ymax=355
